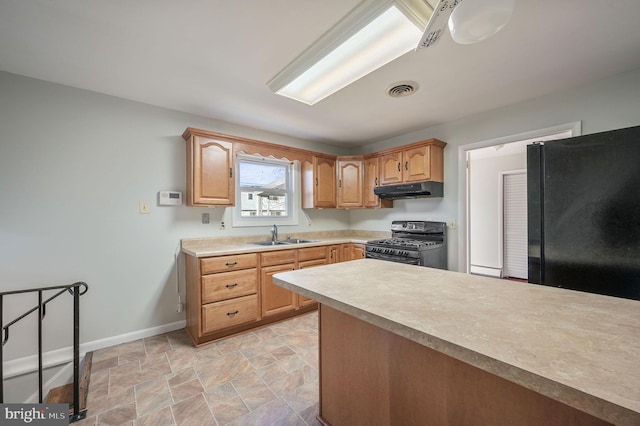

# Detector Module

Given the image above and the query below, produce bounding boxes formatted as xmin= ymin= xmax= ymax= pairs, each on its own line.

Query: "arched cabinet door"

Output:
xmin=184 ymin=128 xmax=234 ymax=206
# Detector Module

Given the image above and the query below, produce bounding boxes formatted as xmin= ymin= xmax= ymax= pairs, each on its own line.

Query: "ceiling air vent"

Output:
xmin=386 ymin=81 xmax=418 ymax=98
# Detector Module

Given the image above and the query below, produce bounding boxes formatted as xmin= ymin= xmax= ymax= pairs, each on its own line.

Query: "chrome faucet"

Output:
xmin=271 ymin=224 xmax=278 ymax=242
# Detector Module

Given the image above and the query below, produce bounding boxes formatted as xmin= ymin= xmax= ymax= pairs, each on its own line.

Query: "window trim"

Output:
xmin=232 ymin=154 xmax=300 ymax=227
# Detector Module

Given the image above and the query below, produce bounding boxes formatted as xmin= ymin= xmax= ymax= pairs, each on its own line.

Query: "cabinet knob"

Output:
xmin=226 ymin=310 xmax=239 ymax=316
xmin=225 ymin=261 xmax=238 ymax=267
xmin=225 ymin=283 xmax=238 ymax=289
xmin=405 ymin=161 xmax=408 ymax=170
xmin=397 ymin=163 xmax=401 ymax=171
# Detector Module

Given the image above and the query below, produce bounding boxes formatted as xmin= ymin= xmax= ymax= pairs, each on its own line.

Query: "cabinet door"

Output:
xmin=261 ymin=263 xmax=297 ymax=317
xmin=298 ymin=258 xmax=326 ymax=307
xmin=314 ymin=157 xmax=336 ymax=208
xmin=337 ymin=158 xmax=363 ymax=208
xmin=351 ymin=244 xmax=366 ymax=260
xmin=363 ymin=157 xmax=392 ymax=208
xmin=379 ymin=151 xmax=403 ymax=185
xmin=328 ymin=245 xmax=342 ymax=264
xmin=403 ymin=145 xmax=430 ymax=182
xmin=363 ymin=157 xmax=380 ymax=207
xmin=188 ymin=136 xmax=234 ymax=206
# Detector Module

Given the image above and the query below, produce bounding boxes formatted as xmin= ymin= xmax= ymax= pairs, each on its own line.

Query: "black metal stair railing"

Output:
xmin=0 ymin=282 xmax=89 ymax=422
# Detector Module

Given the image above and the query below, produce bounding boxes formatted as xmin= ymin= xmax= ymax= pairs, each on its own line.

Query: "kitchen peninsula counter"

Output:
xmin=273 ymin=259 xmax=640 ymax=426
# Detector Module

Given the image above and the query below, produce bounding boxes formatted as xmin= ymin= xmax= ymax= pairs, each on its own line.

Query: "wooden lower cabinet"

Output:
xmin=298 ymin=258 xmax=326 ymax=307
xmin=202 ymin=295 xmax=258 ymax=333
xmin=328 ymin=245 xmax=342 ymax=263
xmin=261 ymin=262 xmax=297 ymax=317
xmin=185 ymin=244 xmax=343 ymax=346
xmin=343 ymin=243 xmax=366 ymax=261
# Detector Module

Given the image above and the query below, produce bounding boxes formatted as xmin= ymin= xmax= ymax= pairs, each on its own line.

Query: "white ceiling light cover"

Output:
xmin=448 ymin=0 xmax=514 ymax=45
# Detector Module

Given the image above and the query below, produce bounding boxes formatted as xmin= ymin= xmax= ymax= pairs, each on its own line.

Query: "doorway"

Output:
xmin=458 ymin=122 xmax=581 ymax=276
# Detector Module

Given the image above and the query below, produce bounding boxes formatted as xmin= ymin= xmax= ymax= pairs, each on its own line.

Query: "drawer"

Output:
xmin=298 ymin=246 xmax=327 ymax=262
xmin=202 ymin=269 xmax=257 ymax=304
xmin=202 ymin=294 xmax=258 ymax=334
xmin=261 ymin=249 xmax=296 ymax=267
xmin=200 ymin=253 xmax=257 ymax=274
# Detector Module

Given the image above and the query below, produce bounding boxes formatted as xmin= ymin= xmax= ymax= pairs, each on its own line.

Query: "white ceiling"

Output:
xmin=1 ymin=0 xmax=640 ymax=147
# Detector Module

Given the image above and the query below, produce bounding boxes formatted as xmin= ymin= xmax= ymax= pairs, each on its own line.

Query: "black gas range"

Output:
xmin=366 ymin=220 xmax=447 ymax=269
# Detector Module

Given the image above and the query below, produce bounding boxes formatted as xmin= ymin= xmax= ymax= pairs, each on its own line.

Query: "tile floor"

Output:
xmin=76 ymin=311 xmax=321 ymax=425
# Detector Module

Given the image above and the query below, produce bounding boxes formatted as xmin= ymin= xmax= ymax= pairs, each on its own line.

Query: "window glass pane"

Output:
xmin=239 ymin=162 xmax=286 ymax=190
xmin=238 ymin=159 xmax=289 ymax=217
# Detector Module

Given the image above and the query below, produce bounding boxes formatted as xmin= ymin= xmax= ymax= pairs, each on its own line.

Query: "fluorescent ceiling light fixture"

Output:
xmin=268 ymin=0 xmax=433 ymax=105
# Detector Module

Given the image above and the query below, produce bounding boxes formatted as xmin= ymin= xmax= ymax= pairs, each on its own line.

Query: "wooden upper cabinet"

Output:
xmin=183 ymin=128 xmax=235 ymax=206
xmin=379 ymin=151 xmax=404 ymax=186
xmin=364 ymin=156 xmax=392 ymax=208
xmin=336 ymin=157 xmax=363 ymax=208
xmin=378 ymin=139 xmax=446 ymax=186
xmin=303 ymin=156 xmax=336 ymax=208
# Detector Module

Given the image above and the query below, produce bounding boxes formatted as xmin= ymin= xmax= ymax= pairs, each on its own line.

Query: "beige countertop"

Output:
xmin=273 ymin=259 xmax=640 ymax=426
xmin=181 ymin=230 xmax=388 ymax=257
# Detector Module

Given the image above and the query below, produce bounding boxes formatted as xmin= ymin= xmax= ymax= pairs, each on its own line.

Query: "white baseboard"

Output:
xmin=3 ymin=320 xmax=186 ymax=379
xmin=470 ymin=265 xmax=503 ymax=278
xmin=25 ymin=359 xmax=76 ymax=404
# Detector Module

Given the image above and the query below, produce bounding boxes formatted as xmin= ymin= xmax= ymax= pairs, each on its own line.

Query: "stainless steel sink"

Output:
xmin=250 ymin=241 xmax=291 ymax=246
xmin=250 ymin=239 xmax=319 ymax=246
xmin=283 ymin=239 xmax=319 ymax=244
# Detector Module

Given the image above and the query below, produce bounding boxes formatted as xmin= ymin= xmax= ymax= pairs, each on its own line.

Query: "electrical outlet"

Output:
xmin=176 ymin=302 xmax=184 ymax=313
xmin=202 ymin=213 xmax=210 ymax=224
xmin=448 ymin=220 xmax=457 ymax=229
xmin=220 ymin=221 xmax=226 ymax=230
xmin=139 ymin=201 xmax=150 ymax=214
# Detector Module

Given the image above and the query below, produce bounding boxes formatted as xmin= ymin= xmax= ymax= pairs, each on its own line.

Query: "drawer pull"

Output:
xmin=225 ymin=261 xmax=238 ymax=267
xmin=225 ymin=283 xmax=238 ymax=289
xmin=227 ymin=310 xmax=239 ymax=316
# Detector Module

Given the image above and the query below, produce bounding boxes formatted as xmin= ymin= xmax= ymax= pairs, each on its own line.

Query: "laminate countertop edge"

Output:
xmin=181 ymin=232 xmax=387 ymax=257
xmin=273 ymin=259 xmax=640 ymax=426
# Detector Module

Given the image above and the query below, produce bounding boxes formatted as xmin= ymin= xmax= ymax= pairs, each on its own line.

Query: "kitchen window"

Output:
xmin=232 ymin=154 xmax=299 ymax=227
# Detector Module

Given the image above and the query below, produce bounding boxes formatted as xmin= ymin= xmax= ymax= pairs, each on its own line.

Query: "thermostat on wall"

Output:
xmin=158 ymin=191 xmax=182 ymax=206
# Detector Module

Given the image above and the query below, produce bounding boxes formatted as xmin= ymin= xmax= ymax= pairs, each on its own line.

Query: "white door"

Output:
xmin=503 ymin=172 xmax=527 ymax=279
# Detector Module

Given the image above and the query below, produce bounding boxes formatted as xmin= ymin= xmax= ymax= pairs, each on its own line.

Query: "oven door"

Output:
xmin=365 ymin=250 xmax=421 ymax=265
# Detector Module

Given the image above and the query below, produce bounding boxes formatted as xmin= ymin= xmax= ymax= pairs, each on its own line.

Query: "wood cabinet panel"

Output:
xmin=363 ymin=156 xmax=392 ymax=208
xmin=337 ymin=157 xmax=363 ymax=208
xmin=261 ymin=250 xmax=296 ymax=267
xmin=379 ymin=151 xmax=404 ymax=186
xmin=298 ymin=246 xmax=327 ymax=262
xmin=261 ymin=263 xmax=297 ymax=317
xmin=403 ymin=145 xmax=430 ymax=182
xmin=328 ymin=245 xmax=342 ymax=264
xmin=319 ymin=305 xmax=608 ymax=426
xmin=303 ymin=156 xmax=336 ymax=208
xmin=202 ymin=295 xmax=258 ymax=333
xmin=200 ymin=253 xmax=257 ymax=274
xmin=184 ymin=130 xmax=234 ymax=206
xmin=378 ymin=139 xmax=446 ymax=186
xmin=298 ymin=258 xmax=326 ymax=307
xmin=343 ymin=243 xmax=366 ymax=261
xmin=201 ymin=269 xmax=258 ymax=304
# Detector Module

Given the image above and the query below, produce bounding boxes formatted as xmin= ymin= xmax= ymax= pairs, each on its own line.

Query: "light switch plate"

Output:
xmin=139 ymin=201 xmax=150 ymax=214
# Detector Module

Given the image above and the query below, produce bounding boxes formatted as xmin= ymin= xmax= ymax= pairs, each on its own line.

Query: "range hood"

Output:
xmin=374 ymin=181 xmax=443 ymax=200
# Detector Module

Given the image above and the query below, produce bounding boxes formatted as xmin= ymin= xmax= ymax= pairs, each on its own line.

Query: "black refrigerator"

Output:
xmin=527 ymin=125 xmax=640 ymax=301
